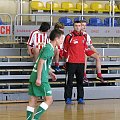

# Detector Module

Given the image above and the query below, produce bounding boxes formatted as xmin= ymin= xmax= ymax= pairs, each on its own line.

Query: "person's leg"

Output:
xmin=64 ymin=63 xmax=76 ymax=104
xmin=33 ymin=82 xmax=53 ymax=120
xmin=75 ymin=63 xmax=85 ymax=104
xmin=26 ymin=96 xmax=38 ymax=120
xmin=83 ymin=54 xmax=89 ymax=83
xmin=33 ymin=96 xmax=53 ymax=120
xmin=90 ymin=53 xmax=104 ymax=83
xmin=91 ymin=53 xmax=101 ymax=74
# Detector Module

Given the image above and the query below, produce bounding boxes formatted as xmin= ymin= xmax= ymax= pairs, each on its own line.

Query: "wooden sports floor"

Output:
xmin=0 ymin=99 xmax=120 ymax=120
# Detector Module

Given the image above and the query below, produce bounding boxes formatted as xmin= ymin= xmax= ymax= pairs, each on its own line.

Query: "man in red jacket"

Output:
xmin=63 ymin=21 xmax=86 ymax=104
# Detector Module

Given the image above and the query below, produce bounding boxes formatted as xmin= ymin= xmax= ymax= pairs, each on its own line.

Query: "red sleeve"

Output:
xmin=27 ymin=30 xmax=37 ymax=46
xmin=63 ymin=34 xmax=71 ymax=58
xmin=27 ymin=31 xmax=34 ymax=45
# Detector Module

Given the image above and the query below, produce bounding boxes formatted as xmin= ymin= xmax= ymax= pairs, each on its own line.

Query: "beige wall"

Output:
xmin=0 ymin=0 xmax=30 ymax=22
xmin=0 ymin=0 xmax=17 ymax=14
xmin=0 ymin=0 xmax=17 ymax=22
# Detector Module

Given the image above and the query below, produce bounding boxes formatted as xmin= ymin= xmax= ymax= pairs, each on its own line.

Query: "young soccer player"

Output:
xmin=80 ymin=20 xmax=105 ymax=83
xmin=53 ymin=22 xmax=65 ymax=72
xmin=27 ymin=22 xmax=50 ymax=61
xmin=26 ymin=29 xmax=64 ymax=120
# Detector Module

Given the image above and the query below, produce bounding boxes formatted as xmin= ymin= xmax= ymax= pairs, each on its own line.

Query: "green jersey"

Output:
xmin=29 ymin=43 xmax=54 ymax=83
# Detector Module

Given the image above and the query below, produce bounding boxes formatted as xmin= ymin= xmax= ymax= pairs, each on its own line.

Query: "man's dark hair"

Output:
xmin=39 ymin=22 xmax=50 ymax=32
xmin=49 ymin=29 xmax=64 ymax=41
xmin=73 ymin=20 xmax=81 ymax=26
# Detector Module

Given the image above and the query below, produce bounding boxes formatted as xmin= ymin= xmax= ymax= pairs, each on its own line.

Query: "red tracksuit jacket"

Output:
xmin=63 ymin=30 xmax=86 ymax=63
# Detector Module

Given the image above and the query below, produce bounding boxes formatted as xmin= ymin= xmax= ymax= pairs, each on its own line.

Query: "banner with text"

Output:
xmin=0 ymin=25 xmax=12 ymax=36
xmin=14 ymin=25 xmax=120 ymax=37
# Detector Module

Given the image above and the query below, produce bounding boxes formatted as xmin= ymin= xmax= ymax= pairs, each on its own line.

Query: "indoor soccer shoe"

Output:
xmin=96 ymin=76 xmax=105 ymax=83
xmin=65 ymin=98 xmax=73 ymax=104
xmin=78 ymin=98 xmax=85 ymax=104
xmin=83 ymin=77 xmax=89 ymax=83
xmin=54 ymin=66 xmax=61 ymax=72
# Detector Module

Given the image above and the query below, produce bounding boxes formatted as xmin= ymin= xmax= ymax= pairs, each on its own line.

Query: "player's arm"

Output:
xmin=63 ymin=34 xmax=71 ymax=58
xmin=36 ymin=58 xmax=45 ymax=86
xmin=49 ymin=67 xmax=55 ymax=72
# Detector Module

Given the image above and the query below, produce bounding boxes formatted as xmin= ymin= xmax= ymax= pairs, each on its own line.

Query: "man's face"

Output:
xmin=74 ymin=23 xmax=81 ymax=32
xmin=81 ymin=22 xmax=87 ymax=32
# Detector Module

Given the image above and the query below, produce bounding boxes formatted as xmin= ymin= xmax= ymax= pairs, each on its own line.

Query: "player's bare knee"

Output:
xmin=29 ymin=96 xmax=37 ymax=107
xmin=45 ymin=97 xmax=53 ymax=105
xmin=93 ymin=54 xmax=100 ymax=60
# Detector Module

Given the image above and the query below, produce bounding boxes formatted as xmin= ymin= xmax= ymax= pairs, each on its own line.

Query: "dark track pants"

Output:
xmin=64 ymin=63 xmax=84 ymax=100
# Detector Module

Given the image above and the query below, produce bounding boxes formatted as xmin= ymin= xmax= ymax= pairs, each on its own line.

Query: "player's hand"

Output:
xmin=49 ymin=72 xmax=57 ymax=81
xmin=27 ymin=50 xmax=33 ymax=57
xmin=35 ymin=79 xmax=41 ymax=86
xmin=49 ymin=67 xmax=55 ymax=73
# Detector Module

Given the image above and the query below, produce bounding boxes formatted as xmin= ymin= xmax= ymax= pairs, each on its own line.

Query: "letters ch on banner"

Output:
xmin=0 ymin=25 xmax=11 ymax=35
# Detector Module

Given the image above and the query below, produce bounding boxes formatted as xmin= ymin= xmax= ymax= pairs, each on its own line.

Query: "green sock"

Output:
xmin=26 ymin=106 xmax=34 ymax=120
xmin=33 ymin=102 xmax=48 ymax=120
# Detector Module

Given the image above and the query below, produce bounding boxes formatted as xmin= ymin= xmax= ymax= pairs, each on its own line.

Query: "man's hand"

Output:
xmin=49 ymin=72 xmax=57 ymax=81
xmin=35 ymin=79 xmax=41 ymax=86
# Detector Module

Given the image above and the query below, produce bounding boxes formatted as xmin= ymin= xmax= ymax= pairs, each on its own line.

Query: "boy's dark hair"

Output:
xmin=39 ymin=22 xmax=50 ymax=32
xmin=79 ymin=19 xmax=87 ymax=23
xmin=54 ymin=22 xmax=65 ymax=29
xmin=49 ymin=29 xmax=64 ymax=41
xmin=73 ymin=20 xmax=81 ymax=26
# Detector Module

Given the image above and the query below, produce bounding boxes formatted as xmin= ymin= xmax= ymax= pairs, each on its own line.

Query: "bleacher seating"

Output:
xmin=90 ymin=2 xmax=104 ymax=12
xmin=0 ymin=44 xmax=119 ymax=102
xmin=77 ymin=2 xmax=96 ymax=12
xmin=30 ymin=1 xmax=45 ymax=11
xmin=89 ymin=18 xmax=104 ymax=26
xmin=104 ymin=18 xmax=118 ymax=26
xmin=76 ymin=2 xmax=88 ymax=11
xmin=46 ymin=1 xmax=60 ymax=11
xmin=74 ymin=17 xmax=81 ymax=22
xmin=59 ymin=17 xmax=73 ymax=26
xmin=60 ymin=2 xmax=75 ymax=12
xmin=105 ymin=3 xmax=120 ymax=13
xmin=30 ymin=1 xmax=120 ymax=13
xmin=74 ymin=17 xmax=86 ymax=22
